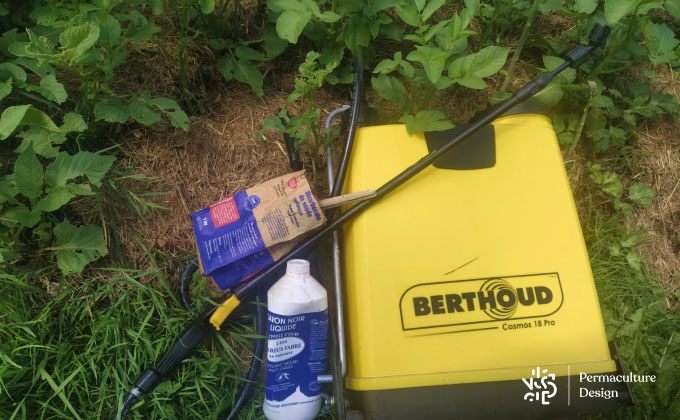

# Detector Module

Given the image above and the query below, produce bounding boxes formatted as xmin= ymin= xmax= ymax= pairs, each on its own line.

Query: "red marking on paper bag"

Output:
xmin=287 ymin=177 xmax=297 ymax=189
xmin=209 ymin=196 xmax=240 ymax=228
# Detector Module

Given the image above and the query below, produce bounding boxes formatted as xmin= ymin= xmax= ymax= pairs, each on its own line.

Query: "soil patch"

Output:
xmin=631 ymin=118 xmax=680 ymax=290
xmin=630 ymin=66 xmax=680 ymax=293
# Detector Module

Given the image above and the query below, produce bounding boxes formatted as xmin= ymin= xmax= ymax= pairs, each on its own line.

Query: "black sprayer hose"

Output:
xmin=179 ymin=256 xmax=199 ymax=312
xmin=329 ymin=55 xmax=363 ymax=201
xmin=224 ymin=290 xmax=267 ymax=420
xmin=115 ymin=392 xmax=138 ymax=420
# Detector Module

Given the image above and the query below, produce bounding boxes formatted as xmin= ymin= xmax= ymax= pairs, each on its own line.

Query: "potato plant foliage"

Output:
xmin=0 ymin=0 xmax=188 ymax=273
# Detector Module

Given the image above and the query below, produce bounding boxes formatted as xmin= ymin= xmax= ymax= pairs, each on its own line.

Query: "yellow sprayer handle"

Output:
xmin=209 ymin=294 xmax=241 ymax=330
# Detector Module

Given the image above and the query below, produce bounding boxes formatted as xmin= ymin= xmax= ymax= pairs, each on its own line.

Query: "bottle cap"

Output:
xmin=286 ymin=259 xmax=310 ymax=274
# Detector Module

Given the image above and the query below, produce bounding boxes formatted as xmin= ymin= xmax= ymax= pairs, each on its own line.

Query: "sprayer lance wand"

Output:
xmin=115 ymin=23 xmax=610 ymax=420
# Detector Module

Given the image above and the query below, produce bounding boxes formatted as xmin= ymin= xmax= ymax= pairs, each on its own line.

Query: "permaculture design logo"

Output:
xmin=522 ymin=366 xmax=557 ymax=405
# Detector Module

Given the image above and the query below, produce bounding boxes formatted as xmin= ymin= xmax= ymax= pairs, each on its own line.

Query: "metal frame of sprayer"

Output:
xmin=115 ymin=23 xmax=611 ymax=420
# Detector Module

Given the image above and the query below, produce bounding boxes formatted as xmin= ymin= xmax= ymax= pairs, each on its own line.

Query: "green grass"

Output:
xmin=0 ymin=266 xmax=265 ymax=420
xmin=584 ymin=212 xmax=680 ymax=419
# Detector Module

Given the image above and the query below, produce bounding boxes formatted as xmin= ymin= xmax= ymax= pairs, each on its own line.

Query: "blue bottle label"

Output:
xmin=265 ymin=309 xmax=328 ymax=403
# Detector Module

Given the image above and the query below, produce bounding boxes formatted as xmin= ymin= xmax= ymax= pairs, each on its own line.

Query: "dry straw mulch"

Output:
xmin=114 ymin=79 xmax=347 ymax=274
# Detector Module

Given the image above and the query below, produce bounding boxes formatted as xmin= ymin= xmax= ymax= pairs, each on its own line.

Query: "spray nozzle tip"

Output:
xmin=589 ymin=24 xmax=611 ymax=47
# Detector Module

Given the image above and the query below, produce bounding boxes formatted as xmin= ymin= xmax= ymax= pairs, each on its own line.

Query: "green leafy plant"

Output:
xmin=0 ymin=102 xmax=115 ymax=274
xmin=550 ymin=76 xmax=679 ymax=153
xmin=371 ymin=0 xmax=510 ymax=131
xmin=259 ymin=50 xmax=341 ymax=171
xmin=0 ymin=1 xmax=189 ymax=275
xmin=263 ymin=0 xmax=511 ymax=145
xmin=586 ymin=82 xmax=678 ymax=151
xmin=166 ymin=0 xmax=288 ymax=102
xmin=607 ymin=232 xmax=645 ymax=272
xmin=160 ymin=0 xmax=215 ymax=109
xmin=398 ymin=109 xmax=454 ymax=133
xmin=478 ymin=0 xmax=564 ymax=46
xmin=268 ymin=0 xmax=396 ymax=58
xmin=0 ymin=136 xmax=113 ymax=274
xmin=215 ymin=39 xmax=269 ymax=97
xmin=258 ymin=0 xmax=405 ymax=146
xmin=527 ymin=1 xmax=680 ymax=153
xmin=3 ymin=3 xmax=188 ymax=130
xmin=478 ymin=0 xmax=573 ymax=102
xmin=586 ymin=162 xmax=656 ymax=216
xmin=95 ymin=94 xmax=189 ymax=130
xmin=49 ymin=219 xmax=108 ymax=275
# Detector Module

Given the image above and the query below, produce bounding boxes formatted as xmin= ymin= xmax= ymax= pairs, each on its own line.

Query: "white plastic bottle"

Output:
xmin=264 ymin=259 xmax=328 ymax=420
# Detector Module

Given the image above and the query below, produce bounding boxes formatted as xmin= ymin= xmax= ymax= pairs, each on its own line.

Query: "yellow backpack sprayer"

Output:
xmin=115 ymin=23 xmax=633 ymax=420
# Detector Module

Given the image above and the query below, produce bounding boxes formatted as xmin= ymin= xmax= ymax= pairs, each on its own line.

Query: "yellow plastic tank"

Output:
xmin=341 ymin=112 xmax=623 ymax=419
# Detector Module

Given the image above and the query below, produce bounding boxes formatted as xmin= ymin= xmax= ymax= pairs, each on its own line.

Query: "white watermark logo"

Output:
xmin=522 ymin=366 xmax=557 ymax=405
